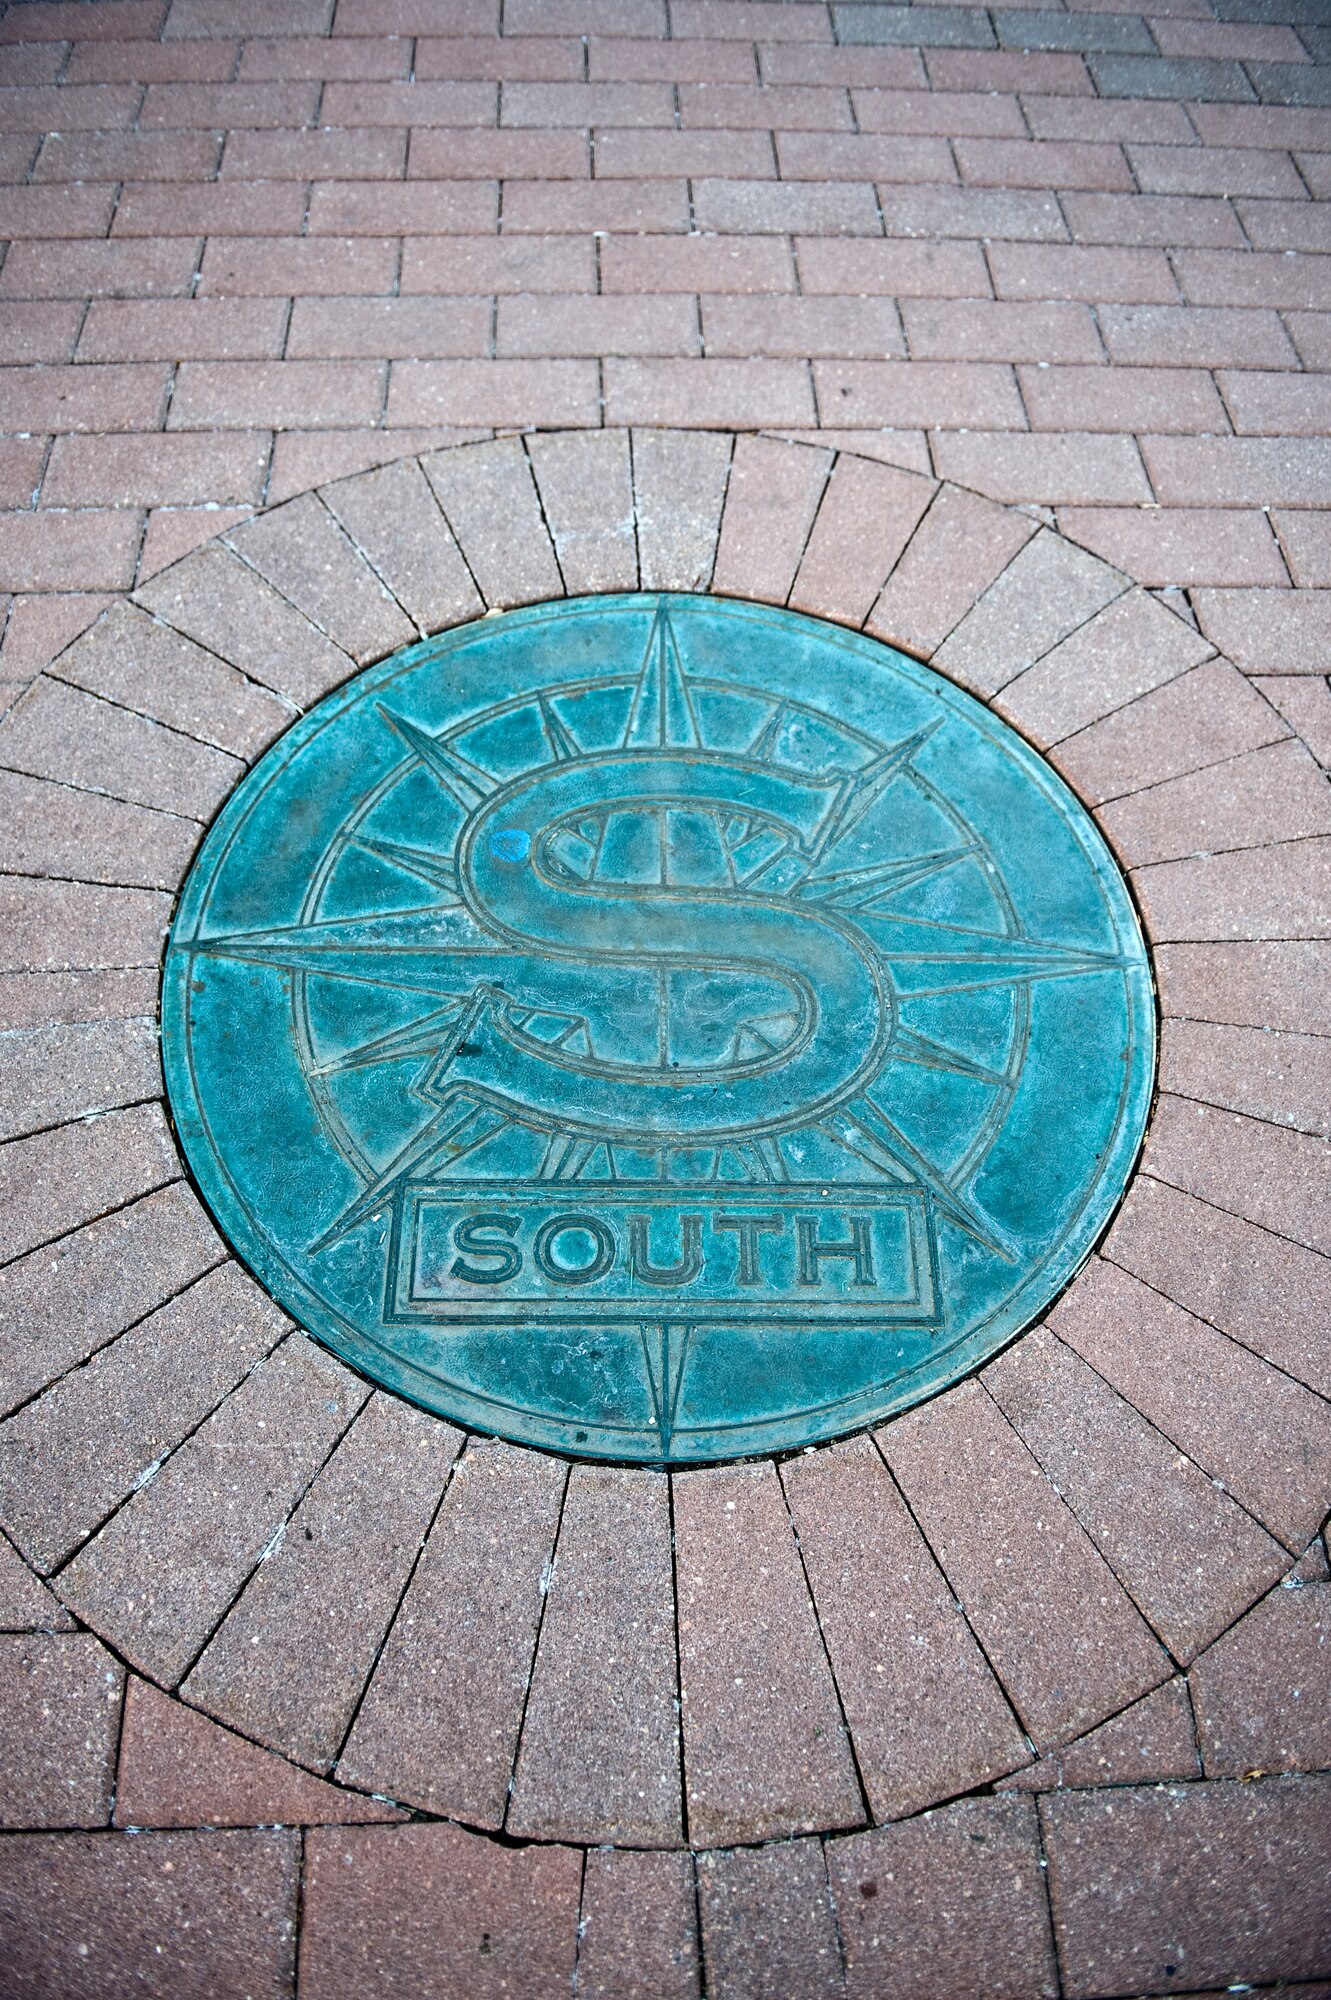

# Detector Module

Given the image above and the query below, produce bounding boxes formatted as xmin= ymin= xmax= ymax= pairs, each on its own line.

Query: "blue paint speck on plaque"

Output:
xmin=161 ymin=595 xmax=1154 ymax=1462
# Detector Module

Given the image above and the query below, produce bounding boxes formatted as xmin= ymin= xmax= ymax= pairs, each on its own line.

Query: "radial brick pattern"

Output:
xmin=0 ymin=1 xmax=1330 ymax=1994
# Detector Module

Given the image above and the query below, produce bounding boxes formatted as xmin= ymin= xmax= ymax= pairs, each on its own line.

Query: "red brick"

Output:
xmin=113 ymin=180 xmax=309 ymax=238
xmin=697 ymin=1839 xmax=844 ymax=2000
xmin=526 ymin=429 xmax=637 ymax=593
xmin=115 ymin=1678 xmax=398 ymax=1828
xmin=1053 ymin=656 xmax=1288 ymax=804
xmin=938 ymin=430 xmax=1153 ymax=505
xmin=1296 ymin=151 xmax=1331 ymax=199
xmin=220 ymin=127 xmax=408 ymax=178
xmin=675 ymin=0 xmax=829 ymax=36
xmin=852 ymin=84 xmax=1029 ymax=136
xmin=1191 ymin=1588 xmax=1331 ymax=1779
xmin=0 ymin=47 xmax=62 ymax=90
xmin=868 ymin=480 xmax=1035 ymax=657
xmin=760 ymin=44 xmax=928 ymax=89
xmin=881 ymin=1382 xmax=1168 ymax=1750
xmin=0 ymin=1531 xmax=72 ymax=1633
xmin=819 ymin=358 xmax=1025 ymax=429
xmin=775 ymin=130 xmax=955 ymax=182
xmin=1161 ymin=1014 xmax=1331 ymax=1139
xmin=1157 ymin=19 xmax=1308 ymax=60
xmin=792 ymin=453 xmax=935 ymax=624
xmin=1177 ymin=248 xmax=1331 ymax=310
xmin=1190 ymin=102 xmax=1331 ymax=149
xmin=136 ymin=541 xmax=354 ymax=705
xmin=1192 ymin=587 xmax=1331 ymax=674
xmin=0 ymin=672 xmax=242 ymax=818
xmin=695 ymin=176 xmax=883 ymax=234
xmin=997 ymin=588 xmax=1213 ymax=747
xmin=311 ymin=178 xmax=497 ymax=233
xmin=0 ymin=1827 xmax=300 ymax=2000
xmin=77 ymin=297 xmax=288 ymax=363
xmin=388 ymin=357 xmax=598 ymax=426
xmin=1261 ymin=674 xmax=1331 ymax=768
xmin=1064 ymin=190 xmax=1246 ymax=248
xmin=63 ymin=37 xmax=237 ymax=83
xmin=416 ymin=35 xmax=585 ymax=82
xmin=139 ymin=509 xmax=247 ymax=580
xmin=0 ymin=364 xmax=167 ymax=436
xmin=404 ymin=232 xmax=596 ymax=292
xmin=0 ymin=132 xmax=38 ymax=181
xmin=497 ymin=292 xmax=695 ymax=357
xmin=801 ymin=238 xmax=991 ymax=303
xmin=169 ymin=359 xmax=386 ymax=430
xmin=989 ymin=241 xmax=1180 ymax=302
xmin=1137 ymin=835 xmax=1331 ymax=945
xmin=883 ymin=183 xmax=1067 ymax=241
xmin=631 ymin=426 xmax=733 ymax=590
xmin=1060 ymin=504 xmax=1288 ymax=586
xmin=1145 ymin=436 xmax=1331 ymax=509
xmin=0 ymin=512 xmax=143 ymax=594
xmin=1272 ymin=508 xmax=1331 ymax=588
xmin=957 ymin=135 xmax=1132 ymax=190
xmin=288 ymin=295 xmax=489 ymax=360
xmin=164 ymin=0 xmax=334 ymax=31
xmin=0 ymin=1 xmax=166 ymax=38
xmin=502 ymin=176 xmax=691 ymax=232
xmin=198 ymin=236 xmax=399 ymax=297
xmin=927 ymin=48 xmax=1094 ymax=93
xmin=0 ymin=1095 xmax=178 ymax=1278
xmin=0 ymin=184 xmax=117 ymax=240
xmin=0 ymin=82 xmax=140 ymax=128
xmin=502 ymin=79 xmax=673 ymax=126
xmin=421 ymin=435 xmax=563 ymax=607
xmin=227 ymin=494 xmax=415 ymax=662
xmin=320 ymin=78 xmax=497 ymax=128
xmin=1222 ymin=369 xmax=1331 ymax=437
xmin=902 ymin=297 xmax=1100 ymax=362
xmin=0 ymin=443 xmax=45 ymax=511
xmin=43 ymin=433 xmax=268 ymax=508
xmin=1144 ymin=1093 xmax=1331 ymax=1259
xmin=505 ymin=0 xmax=663 ymax=29
xmin=681 ymin=82 xmax=852 ymax=129
xmin=321 ymin=455 xmax=483 ymax=632
xmin=332 ymin=0 xmax=498 ymax=28
xmin=0 ymin=239 xmax=202 ymax=300
xmin=268 ymin=425 xmax=487 ymax=504
xmin=238 ymin=34 xmax=413 ymax=80
xmin=1001 ymin=1678 xmax=1199 ymax=1794
xmin=1099 ymin=301 xmax=1299 ymax=367
xmin=577 ymin=1849 xmax=700 ymax=2000
xmin=1041 ymin=1777 xmax=1331 ymax=1997
xmin=1022 ymin=362 xmax=1230 ymax=433
xmin=0 ymin=593 xmax=115 ymax=682
xmin=140 ymin=79 xmax=320 ymax=126
xmin=674 ymin=1461 xmax=863 ymax=1847
xmin=605 ymin=357 xmax=815 ymax=428
xmin=35 ymin=129 xmax=222 ymax=182
xmin=591 ymin=35 xmax=760 ymax=83
xmin=704 ymin=294 xmax=903 ymax=358
xmin=409 ymin=127 xmax=589 ymax=175
xmin=299 ymin=1823 xmax=581 ymax=2000
xmin=1129 ymin=139 xmax=1308 ymax=198
xmin=712 ymin=432 xmax=829 ymax=604
xmin=828 ymin=1798 xmax=1059 ymax=2000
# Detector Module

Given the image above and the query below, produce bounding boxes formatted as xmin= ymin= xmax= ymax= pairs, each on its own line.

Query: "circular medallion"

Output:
xmin=162 ymin=594 xmax=1154 ymax=1463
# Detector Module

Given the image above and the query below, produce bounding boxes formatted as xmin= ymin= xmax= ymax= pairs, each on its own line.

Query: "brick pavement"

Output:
xmin=0 ymin=2 xmax=1329 ymax=1997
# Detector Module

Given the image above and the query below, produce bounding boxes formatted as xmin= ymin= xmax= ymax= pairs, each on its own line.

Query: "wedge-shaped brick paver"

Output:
xmin=1052 ymin=1257 xmax=1331 ymax=1552
xmin=0 ymin=1533 xmax=72 ymax=1634
xmin=1264 ymin=674 xmax=1331 ymax=767
xmin=527 ymin=430 xmax=638 ymax=597
xmin=0 ymin=677 xmax=242 ymax=820
xmin=881 ymin=1382 xmax=1168 ymax=1749
xmin=0 ymin=1099 xmax=179 ymax=1270
xmin=299 ymin=1822 xmax=582 ymax=2000
xmin=995 ymin=590 xmax=1213 ymax=749
xmin=790 ymin=455 xmax=936 ymax=628
xmin=1195 ymin=586 xmax=1331 ymax=676
xmin=933 ymin=530 xmax=1128 ymax=697
xmin=1103 ymin=738 xmax=1331 ymax=869
xmin=136 ymin=544 xmax=356 ymax=709
xmin=227 ymin=495 xmax=417 ymax=666
xmin=0 ymin=1828 xmax=299 ymax=2000
xmin=674 ymin=1461 xmax=863 ymax=1848
xmin=867 ymin=481 xmax=1035 ymax=659
xmin=0 ymin=764 xmax=194 ymax=892
xmin=578 ymin=1848 xmax=700 ymax=2000
xmin=932 ymin=432 xmax=1154 ymax=509
xmin=115 ymin=1678 xmax=398 ymax=1828
xmin=48 ymin=601 xmax=290 ymax=759
xmin=1001 ymin=1677 xmax=1200 ymax=1794
xmin=0 ymin=1263 xmax=288 ymax=1575
xmin=985 ymin=1329 xmax=1286 ymax=1661
xmin=508 ymin=1466 xmax=679 ymax=1846
xmin=781 ymin=1435 xmax=1028 ymax=1820
xmin=1190 ymin=1585 xmax=1331 ymax=1779
xmin=828 ymin=1796 xmax=1059 ymax=2000
xmin=338 ymin=1438 xmax=565 ymax=1825
xmin=696 ymin=1838 xmax=845 ymax=2000
xmin=184 ymin=1393 xmax=460 ymax=1773
xmin=1051 ymin=656 xmax=1289 ymax=806
xmin=1161 ymin=1018 xmax=1331 ymax=1139
xmin=712 ymin=434 xmax=831 ymax=606
xmin=1042 ymin=1775 xmax=1331 ymax=1998
xmin=631 ymin=427 xmax=733 ymax=591
xmin=0 ymin=1632 xmax=121 ymax=1829
xmin=0 ymin=968 xmax=158 ymax=1036
xmin=0 ymin=877 xmax=172 ymax=974
xmin=0 ymin=1183 xmax=221 ymax=1419
xmin=1136 ymin=837 xmax=1331 ymax=945
xmin=422 ymin=436 xmax=563 ymax=609
xmin=321 ymin=456 xmax=482 ymax=637
xmin=59 ymin=1336 xmax=362 ymax=1686
xmin=0 ymin=1014 xmax=160 ymax=1143
xmin=1144 ymin=1093 xmax=1331 ymax=1258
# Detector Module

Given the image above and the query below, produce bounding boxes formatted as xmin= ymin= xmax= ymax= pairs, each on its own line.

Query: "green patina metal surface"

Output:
xmin=161 ymin=594 xmax=1155 ymax=1462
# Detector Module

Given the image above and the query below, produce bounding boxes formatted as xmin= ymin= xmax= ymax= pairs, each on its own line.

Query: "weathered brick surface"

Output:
xmin=578 ymin=1848 xmax=701 ymax=2000
xmin=697 ymin=1839 xmax=845 ymax=2000
xmin=526 ymin=429 xmax=638 ymax=595
xmin=0 ymin=1098 xmax=179 ymax=1272
xmin=1001 ymin=1677 xmax=1200 ymax=1795
xmin=1190 ymin=1586 xmax=1331 ymax=1780
xmin=321 ymin=455 xmax=483 ymax=634
xmin=226 ymin=495 xmax=416 ymax=664
xmin=136 ymin=543 xmax=356 ymax=707
xmin=0 ymin=1632 xmax=122 ymax=1829
xmin=713 ymin=433 xmax=831 ymax=605
xmin=791 ymin=455 xmax=935 ymax=626
xmin=422 ymin=435 xmax=564 ymax=607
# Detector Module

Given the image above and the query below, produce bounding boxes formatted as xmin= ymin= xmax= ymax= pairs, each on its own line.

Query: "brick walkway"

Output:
xmin=1 ymin=2 xmax=1330 ymax=1996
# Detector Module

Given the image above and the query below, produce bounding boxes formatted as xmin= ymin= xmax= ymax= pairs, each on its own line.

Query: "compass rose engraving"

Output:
xmin=164 ymin=595 xmax=1154 ymax=1462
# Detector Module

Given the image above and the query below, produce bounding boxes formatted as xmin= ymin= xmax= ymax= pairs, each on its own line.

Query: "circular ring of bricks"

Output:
xmin=3 ymin=428 xmax=1327 ymax=1865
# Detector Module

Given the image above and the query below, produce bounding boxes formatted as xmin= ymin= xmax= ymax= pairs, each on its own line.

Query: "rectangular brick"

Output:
xmin=197 ymin=236 xmax=399 ymax=297
xmin=1053 ymin=656 xmax=1284 ymax=803
xmin=591 ymin=35 xmax=762 ymax=82
xmin=698 ymin=1840 xmax=844 ymax=2000
xmin=591 ymin=129 xmax=769 ymax=179
xmin=164 ymin=0 xmax=334 ymax=30
xmin=0 ymin=1 xmax=166 ymax=38
xmin=139 ymin=80 xmax=320 ymax=126
xmin=1129 ymin=140 xmax=1308 ymax=198
xmin=288 ymin=295 xmax=489 ymax=360
xmin=421 ymin=434 xmax=563 ymax=607
xmin=0 ymin=46 xmax=65 ymax=88
xmin=704 ymin=294 xmax=904 ymax=358
xmin=0 ymin=1012 xmax=163 ymax=1145
xmin=956 ymin=136 xmax=1133 ymax=190
xmin=409 ymin=128 xmax=589 ymax=176
xmin=1060 ymin=504 xmax=1288 ymax=586
xmin=604 ymin=357 xmax=816 ymax=428
xmin=868 ymin=482 xmax=1036 ymax=657
xmin=388 ymin=358 xmax=598 ymax=427
xmin=320 ymin=79 xmax=497 ymax=125
xmin=1144 ymin=1091 xmax=1331 ymax=1260
xmin=220 ymin=126 xmax=408 ymax=178
xmin=903 ymin=297 xmax=1103 ymax=361
xmin=881 ymin=1383 xmax=1168 ymax=1749
xmin=680 ymin=82 xmax=853 ymax=129
xmin=1023 ymin=93 xmax=1196 ymax=141
xmin=1192 ymin=586 xmax=1331 ymax=672
xmin=927 ymin=48 xmax=1094 ymax=92
xmin=989 ymin=242 xmax=1180 ymax=302
xmin=169 ymin=359 xmax=385 ymax=430
xmin=998 ymin=585 xmax=1211 ymax=744
xmin=112 ymin=180 xmax=310 ymax=238
xmin=1190 ymin=102 xmax=1331 ymax=148
xmin=0 ymin=512 xmax=144 ymax=594
xmin=1239 ymin=197 xmax=1331 ymax=252
xmin=497 ymin=293 xmax=697 ymax=356
xmin=835 ymin=0 xmax=994 ymax=43
xmin=137 ymin=541 xmax=354 ymax=706
xmin=0 ymin=184 xmax=117 ymax=240
xmin=1099 ymin=302 xmax=1299 ymax=367
xmin=0 ymin=365 xmax=168 ymax=436
xmin=77 ymin=297 xmax=287 ymax=364
xmin=500 ymin=177 xmax=690 ymax=232
xmin=1160 ymin=1013 xmax=1331 ymax=1138
xmin=1064 ymin=190 xmax=1245 ymax=247
xmin=631 ymin=426 xmax=732 ymax=590
xmin=818 ymin=358 xmax=1025 ymax=430
xmin=43 ymin=433 xmax=269 ymax=508
xmin=1145 ymin=435 xmax=1331 ymax=507
xmin=774 ymin=131 xmax=955 ymax=181
xmin=712 ymin=433 xmax=830 ymax=604
xmin=1272 ymin=508 xmax=1331 ymax=587
xmin=305 ymin=178 xmax=497 ymax=234
xmin=237 ymin=34 xmax=414 ymax=80
xmin=853 ymin=84 xmax=1029 ymax=135
xmin=502 ymin=79 xmax=673 ymax=126
xmin=63 ymin=37 xmax=236 ymax=83
xmin=0 ymin=1633 xmax=122 ymax=1828
xmin=0 ymin=766 xmax=192 ymax=894
xmin=577 ymin=1850 xmax=700 ymax=2000
xmin=0 ymin=83 xmax=139 ymax=129
xmin=1176 ymin=248 xmax=1331 ymax=309
xmin=0 ymin=674 xmax=241 ymax=819
xmin=1221 ymin=368 xmax=1331 ymax=435
xmin=760 ymin=44 xmax=929 ymax=87
xmin=0 ymin=239 xmax=201 ymax=300
xmin=0 ymin=132 xmax=39 ymax=181
xmin=677 ymin=0 xmax=830 ymax=35
xmin=1022 ymin=361 xmax=1230 ymax=432
xmin=504 ymin=0 xmax=664 ymax=28
xmin=404 ymin=233 xmax=596 ymax=293
xmin=416 ymin=34 xmax=585 ymax=81
xmin=693 ymin=177 xmax=884 ymax=234
xmin=1155 ymin=19 xmax=1309 ymax=59
xmin=0 ymin=303 xmax=83 ymax=364
xmin=1091 ymin=51 xmax=1257 ymax=98
xmin=332 ymin=0 xmax=498 ymax=27
xmin=1136 ymin=835 xmax=1331 ymax=944
xmin=675 ymin=1462 xmax=862 ymax=1848
xmin=881 ymin=183 xmax=1067 ymax=240
xmin=798 ymin=236 xmax=991 ymax=298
